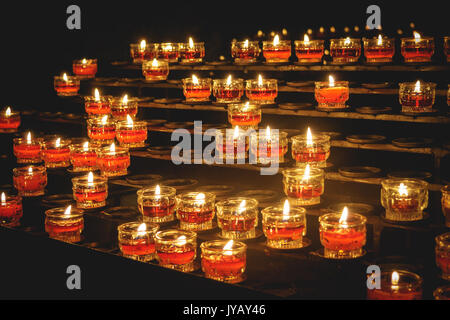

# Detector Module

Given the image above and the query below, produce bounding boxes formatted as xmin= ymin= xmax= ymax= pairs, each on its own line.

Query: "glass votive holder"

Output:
xmin=314 ymin=80 xmax=349 ymax=110
xmin=41 ymin=138 xmax=71 ymax=168
xmin=201 ymin=240 xmax=247 ymax=283
xmin=137 ymin=185 xmax=177 ymax=223
xmin=72 ymin=58 xmax=97 ymax=79
xmin=157 ymin=43 xmax=180 ymax=63
xmin=245 ymin=78 xmax=278 ymax=104
xmin=250 ymin=129 xmax=288 ymax=164
xmin=363 ymin=37 xmax=395 ymax=63
xmin=294 ymin=39 xmax=324 ymax=64
xmin=54 ymin=74 xmax=80 ymax=96
xmin=228 ymin=103 xmax=261 ymax=128
xmin=0 ymin=193 xmax=23 ymax=227
xmin=435 ymin=232 xmax=450 ymax=280
xmin=231 ymin=40 xmax=261 ymax=64
xmin=0 ymin=107 xmax=20 ymax=133
xmin=69 ymin=142 xmax=98 ymax=172
xmin=130 ymin=42 xmax=158 ymax=64
xmin=118 ymin=222 xmax=160 ymax=262
xmin=215 ymin=128 xmax=249 ymax=161
xmin=96 ymin=144 xmax=130 ymax=177
xmin=13 ymin=165 xmax=47 ymax=197
xmin=367 ymin=270 xmax=423 ymax=300
xmin=330 ymin=38 xmax=361 ymax=63
xmin=399 ymin=81 xmax=436 ymax=114
xmin=448 ymin=85 xmax=450 ymax=107
xmin=319 ymin=210 xmax=367 ymax=259
xmin=442 ymin=185 xmax=450 ymax=228
xmin=87 ymin=116 xmax=116 ymax=145
xmin=381 ymin=178 xmax=429 ymax=222
xmin=182 ymin=76 xmax=211 ymax=102
xmin=142 ymin=58 xmax=169 ymax=81
xmin=401 ymin=35 xmax=434 ymax=63
xmin=155 ymin=229 xmax=197 ymax=272
xmin=115 ymin=117 xmax=148 ymax=148
xmin=434 ymin=285 xmax=450 ymax=300
xmin=72 ymin=173 xmax=108 ymax=209
xmin=84 ymin=91 xmax=111 ymax=116
xmin=176 ymin=192 xmax=216 ymax=231
xmin=262 ymin=39 xmax=291 ymax=63
xmin=110 ymin=96 xmax=139 ymax=120
xmin=291 ymin=133 xmax=331 ymax=167
xmin=13 ymin=135 xmax=43 ymax=164
xmin=216 ymin=197 xmax=259 ymax=240
xmin=179 ymin=41 xmax=205 ymax=64
xmin=261 ymin=203 xmax=307 ymax=249
xmin=213 ymin=78 xmax=244 ymax=104
xmin=444 ymin=36 xmax=450 ymax=62
xmin=45 ymin=206 xmax=84 ymax=243
xmin=282 ymin=167 xmax=325 ymax=206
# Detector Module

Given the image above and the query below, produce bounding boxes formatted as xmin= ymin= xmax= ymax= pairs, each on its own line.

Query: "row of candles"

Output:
xmin=130 ymin=33 xmax=450 ymax=65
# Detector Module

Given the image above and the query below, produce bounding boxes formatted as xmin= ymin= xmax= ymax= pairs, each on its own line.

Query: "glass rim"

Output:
xmin=262 ymin=39 xmax=291 ymax=44
xmin=318 ymin=212 xmax=367 ymax=227
xmin=117 ymin=221 xmax=159 ymax=234
xmin=282 ymin=166 xmax=324 ymax=178
xmin=97 ymin=146 xmax=129 ymax=155
xmin=182 ymin=77 xmax=211 ymax=84
xmin=73 ymin=58 xmax=97 ymax=63
xmin=401 ymin=36 xmax=434 ymax=41
xmin=41 ymin=139 xmax=72 ymax=148
xmin=398 ymin=81 xmax=437 ymax=88
xmin=435 ymin=232 xmax=450 ymax=248
xmin=13 ymin=165 xmax=46 ymax=174
xmin=142 ymin=59 xmax=169 ymax=66
xmin=115 ymin=119 xmax=147 ymax=127
xmin=87 ymin=116 xmax=115 ymax=125
xmin=69 ymin=142 xmax=97 ymax=150
xmin=71 ymin=174 xmax=107 ymax=185
xmin=130 ymin=42 xmax=159 ymax=48
xmin=213 ymin=78 xmax=244 ymax=84
xmin=250 ymin=130 xmax=288 ymax=139
xmin=291 ymin=134 xmax=330 ymax=143
xmin=433 ymin=285 xmax=450 ymax=300
xmin=13 ymin=137 xmax=43 ymax=144
xmin=137 ymin=185 xmax=176 ymax=197
xmin=110 ymin=96 xmax=139 ymax=104
xmin=378 ymin=269 xmax=423 ymax=290
xmin=175 ymin=191 xmax=215 ymax=202
xmin=232 ymin=40 xmax=259 ymax=44
xmin=381 ymin=178 xmax=428 ymax=189
xmin=54 ymin=75 xmax=78 ymax=80
xmin=200 ymin=239 xmax=247 ymax=252
xmin=314 ymin=80 xmax=349 ymax=86
xmin=442 ymin=184 xmax=450 ymax=193
xmin=155 ymin=229 xmax=197 ymax=242
xmin=261 ymin=205 xmax=306 ymax=217
xmin=246 ymin=78 xmax=277 ymax=84
xmin=45 ymin=206 xmax=83 ymax=219
xmin=294 ymin=39 xmax=325 ymax=44
xmin=0 ymin=194 xmax=22 ymax=202
xmin=216 ymin=197 xmax=259 ymax=211
xmin=330 ymin=37 xmax=361 ymax=42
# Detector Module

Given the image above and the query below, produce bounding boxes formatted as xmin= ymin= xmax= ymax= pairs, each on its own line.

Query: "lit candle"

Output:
xmin=13 ymin=131 xmax=42 ymax=164
xmin=401 ymin=31 xmax=434 ymax=63
xmin=363 ymin=34 xmax=395 ymax=63
xmin=291 ymin=128 xmax=330 ymax=167
xmin=41 ymin=137 xmax=71 ymax=168
xmin=314 ymin=75 xmax=349 ymax=110
xmin=294 ymin=34 xmax=324 ymax=64
xmin=176 ymin=192 xmax=216 ymax=231
xmin=182 ymin=74 xmax=212 ymax=102
xmin=115 ymin=114 xmax=148 ymax=148
xmin=72 ymin=171 xmax=108 ymax=209
xmin=84 ymin=88 xmax=111 ymax=116
xmin=227 ymin=101 xmax=262 ymax=128
xmin=142 ymin=58 xmax=169 ymax=81
xmin=54 ymin=73 xmax=80 ymax=96
xmin=97 ymin=142 xmax=130 ymax=177
xmin=87 ymin=115 xmax=116 ymax=144
xmin=435 ymin=232 xmax=450 ymax=281
xmin=72 ymin=58 xmax=98 ymax=79
xmin=250 ymin=126 xmax=289 ymax=163
xmin=180 ymin=37 xmax=205 ymax=64
xmin=213 ymin=75 xmax=244 ymax=104
xmin=129 ymin=39 xmax=158 ymax=63
xmin=0 ymin=192 xmax=23 ymax=227
xmin=157 ymin=42 xmax=180 ymax=63
xmin=262 ymin=34 xmax=291 ymax=63
xmin=216 ymin=198 xmax=259 ymax=240
xmin=69 ymin=141 xmax=98 ymax=172
xmin=245 ymin=74 xmax=278 ymax=104
xmin=137 ymin=185 xmax=177 ymax=223
xmin=282 ymin=165 xmax=325 ymax=206
xmin=13 ymin=165 xmax=47 ymax=197
xmin=330 ymin=37 xmax=361 ymax=63
xmin=45 ymin=205 xmax=84 ymax=243
xmin=155 ymin=229 xmax=197 ymax=272
xmin=110 ymin=94 xmax=139 ymax=119
xmin=399 ymin=80 xmax=436 ymax=113
xmin=215 ymin=126 xmax=248 ymax=160
xmin=231 ymin=39 xmax=260 ymax=64
xmin=367 ymin=270 xmax=423 ymax=300
xmin=118 ymin=222 xmax=160 ymax=262
xmin=0 ymin=106 xmax=20 ymax=133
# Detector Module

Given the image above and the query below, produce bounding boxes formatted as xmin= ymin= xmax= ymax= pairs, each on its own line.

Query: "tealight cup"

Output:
xmin=45 ymin=206 xmax=83 ymax=243
xmin=118 ymin=222 xmax=160 ymax=262
xmin=155 ymin=229 xmax=197 ymax=272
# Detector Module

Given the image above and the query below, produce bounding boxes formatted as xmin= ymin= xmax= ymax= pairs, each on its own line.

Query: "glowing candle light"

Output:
xmin=45 ymin=204 xmax=84 ymax=243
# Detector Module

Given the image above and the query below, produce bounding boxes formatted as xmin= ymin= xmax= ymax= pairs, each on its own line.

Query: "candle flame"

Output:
xmin=223 ymin=240 xmax=234 ymax=255
xmin=137 ymin=223 xmax=147 ymax=236
xmin=328 ymin=75 xmax=335 ymax=87
xmin=339 ymin=206 xmax=349 ymax=225
xmin=189 ymin=37 xmax=194 ymax=49
xmin=64 ymin=205 xmax=72 ymax=216
xmin=282 ymin=199 xmax=290 ymax=217
xmin=238 ymin=200 xmax=246 ymax=214
xmin=164 ymin=44 xmax=173 ymax=51
xmin=176 ymin=235 xmax=187 ymax=246
xmin=1 ymin=192 xmax=5 ymax=205
xmin=398 ymin=183 xmax=408 ymax=196
xmin=243 ymin=39 xmax=249 ymax=48
xmin=94 ymin=88 xmax=100 ymax=101
xmin=413 ymin=31 xmax=421 ymax=43
xmin=273 ymin=34 xmax=280 ymax=46
xmin=392 ymin=271 xmax=400 ymax=286
xmin=5 ymin=107 xmax=11 ymax=117
xmin=226 ymin=75 xmax=232 ymax=86
xmin=258 ymin=74 xmax=263 ymax=86
xmin=414 ymin=80 xmax=421 ymax=93
xmin=101 ymin=115 xmax=108 ymax=125
xmin=122 ymin=94 xmax=128 ymax=104
xmin=301 ymin=165 xmax=311 ymax=182
xmin=304 ymin=34 xmax=310 ymax=44
xmin=344 ymin=37 xmax=351 ymax=45
xmin=266 ymin=126 xmax=271 ymax=140
xmin=87 ymin=171 xmax=94 ymax=185
xmin=243 ymin=101 xmax=250 ymax=112
xmin=63 ymin=73 xmax=68 ymax=82
xmin=82 ymin=58 xmax=87 ymax=65
xmin=151 ymin=58 xmax=159 ymax=67
xmin=126 ymin=114 xmax=134 ymax=125
xmin=55 ymin=138 xmax=61 ymax=148
xmin=195 ymin=192 xmax=205 ymax=206
xmin=377 ymin=34 xmax=383 ymax=45
xmin=26 ymin=132 xmax=32 ymax=144
xmin=110 ymin=142 xmax=116 ymax=153
xmin=233 ymin=126 xmax=240 ymax=139
xmin=28 ymin=166 xmax=33 ymax=174
xmin=192 ymin=74 xmax=199 ymax=85
xmin=155 ymin=184 xmax=161 ymax=196
xmin=83 ymin=141 xmax=89 ymax=152
xmin=140 ymin=40 xmax=146 ymax=50
xmin=306 ymin=127 xmax=313 ymax=146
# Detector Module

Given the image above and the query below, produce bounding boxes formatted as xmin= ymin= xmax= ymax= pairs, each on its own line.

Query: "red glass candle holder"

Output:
xmin=401 ymin=35 xmax=434 ymax=63
xmin=363 ymin=36 xmax=395 ymax=63
xmin=54 ymin=74 xmax=80 ymax=96
xmin=142 ymin=58 xmax=169 ymax=81
xmin=282 ymin=166 xmax=325 ymax=207
xmin=228 ymin=103 xmax=261 ymax=129
xmin=261 ymin=202 xmax=307 ymax=249
xmin=179 ymin=40 xmax=205 ymax=64
xmin=330 ymin=38 xmax=361 ymax=64
xmin=72 ymin=172 xmax=108 ymax=209
xmin=84 ymin=90 xmax=111 ymax=116
xmin=13 ymin=165 xmax=47 ymax=197
xmin=231 ymin=40 xmax=260 ymax=64
xmin=444 ymin=36 xmax=450 ymax=62
xmin=97 ymin=144 xmax=130 ymax=177
xmin=367 ymin=270 xmax=423 ymax=300
xmin=130 ymin=41 xmax=158 ymax=64
xmin=0 ymin=107 xmax=20 ymax=133
xmin=182 ymin=76 xmax=211 ymax=102
xmin=294 ymin=38 xmax=324 ymax=64
xmin=213 ymin=77 xmax=244 ymax=104
xmin=41 ymin=138 xmax=71 ymax=168
xmin=262 ymin=38 xmax=291 ymax=63
xmin=314 ymin=79 xmax=349 ymax=110
xmin=115 ymin=117 xmax=147 ymax=148
xmin=45 ymin=206 xmax=83 ymax=243
xmin=201 ymin=240 xmax=247 ymax=283
xmin=13 ymin=135 xmax=42 ymax=164
xmin=216 ymin=198 xmax=259 ymax=240
xmin=399 ymin=81 xmax=436 ymax=113
xmin=436 ymin=232 xmax=450 ymax=280
xmin=69 ymin=142 xmax=98 ymax=172
xmin=72 ymin=58 xmax=97 ymax=79
xmin=215 ymin=128 xmax=249 ymax=161
xmin=157 ymin=43 xmax=180 ymax=63
xmin=250 ymin=129 xmax=288 ymax=164
xmin=176 ymin=192 xmax=216 ymax=231
xmin=155 ymin=229 xmax=197 ymax=272
xmin=110 ymin=96 xmax=139 ymax=120
xmin=245 ymin=77 xmax=278 ymax=104
xmin=137 ymin=185 xmax=176 ymax=223
xmin=118 ymin=222 xmax=160 ymax=262
xmin=87 ymin=116 xmax=116 ymax=145
xmin=0 ymin=193 xmax=23 ymax=227
xmin=291 ymin=132 xmax=331 ymax=167
xmin=442 ymin=185 xmax=450 ymax=228
xmin=319 ymin=210 xmax=366 ymax=259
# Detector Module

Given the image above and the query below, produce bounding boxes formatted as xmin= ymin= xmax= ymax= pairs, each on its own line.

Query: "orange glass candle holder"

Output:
xmin=115 ymin=116 xmax=148 ymax=148
xmin=54 ymin=74 xmax=80 ymax=96
xmin=45 ymin=206 xmax=83 ymax=243
xmin=262 ymin=36 xmax=291 ymax=63
xmin=130 ymin=41 xmax=158 ymax=64
xmin=0 ymin=193 xmax=23 ymax=227
xmin=118 ymin=222 xmax=160 ymax=262
xmin=442 ymin=185 xmax=450 ymax=228
xmin=84 ymin=89 xmax=111 ymax=116
xmin=294 ymin=36 xmax=324 ymax=64
xmin=330 ymin=38 xmax=361 ymax=64
xmin=110 ymin=96 xmax=138 ymax=120
xmin=401 ymin=34 xmax=434 ymax=63
xmin=315 ymin=77 xmax=349 ymax=110
xmin=87 ymin=116 xmax=116 ymax=145
xmin=72 ymin=58 xmax=97 ymax=79
xmin=0 ymin=107 xmax=20 ymax=133
xmin=231 ymin=40 xmax=260 ymax=64
xmin=250 ymin=128 xmax=288 ymax=164
xmin=157 ymin=43 xmax=180 ymax=63
xmin=13 ymin=165 xmax=47 ymax=197
xmin=282 ymin=166 xmax=325 ymax=206
xmin=367 ymin=270 xmax=423 ymax=300
xmin=228 ymin=102 xmax=261 ymax=128
xmin=363 ymin=36 xmax=395 ymax=63
xmin=201 ymin=240 xmax=247 ymax=283
xmin=13 ymin=134 xmax=42 ymax=164
xmin=216 ymin=198 xmax=259 ymax=240
xmin=72 ymin=172 xmax=108 ymax=209
xmin=176 ymin=192 xmax=216 ymax=231
xmin=179 ymin=39 xmax=205 ymax=64
xmin=319 ymin=209 xmax=367 ymax=259
xmin=182 ymin=76 xmax=211 ymax=102
xmin=213 ymin=77 xmax=244 ymax=104
xmin=399 ymin=81 xmax=436 ymax=114
xmin=155 ymin=229 xmax=197 ymax=272
xmin=97 ymin=144 xmax=130 ymax=177
xmin=291 ymin=130 xmax=331 ymax=167
xmin=245 ymin=77 xmax=278 ymax=104
xmin=435 ymin=232 xmax=450 ymax=280
xmin=69 ymin=142 xmax=98 ymax=172
xmin=137 ymin=185 xmax=177 ymax=223
xmin=41 ymin=138 xmax=71 ymax=168
xmin=142 ymin=58 xmax=169 ymax=81
xmin=215 ymin=127 xmax=249 ymax=161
